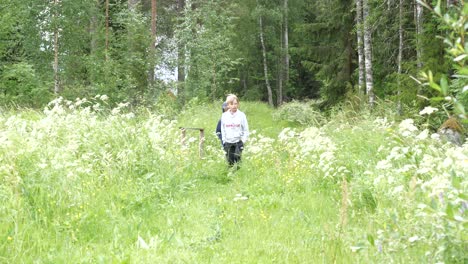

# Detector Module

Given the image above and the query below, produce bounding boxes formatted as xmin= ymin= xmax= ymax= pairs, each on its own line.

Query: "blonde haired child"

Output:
xmin=221 ymin=94 xmax=249 ymax=166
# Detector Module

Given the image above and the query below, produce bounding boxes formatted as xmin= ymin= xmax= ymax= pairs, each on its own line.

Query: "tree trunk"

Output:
xmin=148 ymin=0 xmax=157 ymax=82
xmin=397 ymin=0 xmax=404 ymax=115
xmin=356 ymin=0 xmax=365 ymax=94
xmin=277 ymin=40 xmax=283 ymax=106
xmin=415 ymin=0 xmax=423 ymax=69
xmin=105 ymin=0 xmax=109 ymax=61
xmin=90 ymin=0 xmax=98 ymax=56
xmin=259 ymin=16 xmax=273 ymax=107
xmin=151 ymin=0 xmax=157 ymax=47
xmin=280 ymin=0 xmax=289 ymax=106
xmin=53 ymin=0 xmax=60 ymax=94
xmin=363 ymin=0 xmax=375 ymax=107
xmin=177 ymin=0 xmax=186 ymax=102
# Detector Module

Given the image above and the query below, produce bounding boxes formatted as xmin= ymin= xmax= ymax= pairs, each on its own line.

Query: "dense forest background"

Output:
xmin=0 ymin=0 xmax=466 ymax=117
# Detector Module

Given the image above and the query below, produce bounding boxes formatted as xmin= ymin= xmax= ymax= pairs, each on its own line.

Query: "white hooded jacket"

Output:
xmin=221 ymin=109 xmax=249 ymax=144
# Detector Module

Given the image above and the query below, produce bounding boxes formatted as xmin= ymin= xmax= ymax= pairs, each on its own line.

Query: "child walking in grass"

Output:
xmin=221 ymin=94 xmax=249 ymax=166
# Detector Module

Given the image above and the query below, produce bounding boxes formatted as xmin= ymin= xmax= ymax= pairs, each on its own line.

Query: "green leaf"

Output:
xmin=434 ymin=2 xmax=441 ymax=16
xmin=451 ymin=171 xmax=461 ymax=189
xmin=454 ymin=54 xmax=467 ymax=62
xmin=446 ymin=203 xmax=454 ymax=220
xmin=429 ymin=81 xmax=441 ymax=92
xmin=367 ymin=234 xmax=375 ymax=246
xmin=454 ymin=102 xmax=466 ymax=115
xmin=440 ymin=76 xmax=449 ymax=95
xmin=430 ymin=97 xmax=446 ymax=102
xmin=458 ymin=67 xmax=468 ymax=75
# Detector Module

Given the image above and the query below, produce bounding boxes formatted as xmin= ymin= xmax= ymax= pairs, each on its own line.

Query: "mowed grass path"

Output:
xmin=166 ymin=102 xmax=349 ymax=263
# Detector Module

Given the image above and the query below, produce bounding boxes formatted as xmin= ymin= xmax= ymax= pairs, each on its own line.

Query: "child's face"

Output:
xmin=229 ymin=100 xmax=239 ymax=112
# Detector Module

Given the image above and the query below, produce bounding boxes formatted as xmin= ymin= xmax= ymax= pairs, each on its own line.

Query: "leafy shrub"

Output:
xmin=273 ymin=100 xmax=327 ymax=126
xmin=0 ymin=62 xmax=51 ymax=106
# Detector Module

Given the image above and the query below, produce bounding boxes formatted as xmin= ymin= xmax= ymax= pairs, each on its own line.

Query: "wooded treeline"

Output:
xmin=0 ymin=0 xmax=466 ymax=112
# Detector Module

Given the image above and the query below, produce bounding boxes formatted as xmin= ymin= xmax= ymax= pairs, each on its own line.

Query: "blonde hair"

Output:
xmin=226 ymin=94 xmax=239 ymax=105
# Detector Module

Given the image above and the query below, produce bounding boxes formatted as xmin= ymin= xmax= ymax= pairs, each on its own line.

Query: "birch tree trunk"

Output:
xmin=363 ymin=0 xmax=375 ymax=107
xmin=177 ymin=0 xmax=186 ymax=102
xmin=53 ymin=0 xmax=60 ymax=94
xmin=356 ymin=0 xmax=365 ymax=94
xmin=259 ymin=15 xmax=273 ymax=106
xmin=280 ymin=0 xmax=289 ymax=106
xmin=415 ymin=0 xmax=423 ymax=69
xmin=397 ymin=0 xmax=404 ymax=115
xmin=277 ymin=34 xmax=283 ymax=106
xmin=151 ymin=0 xmax=157 ymax=47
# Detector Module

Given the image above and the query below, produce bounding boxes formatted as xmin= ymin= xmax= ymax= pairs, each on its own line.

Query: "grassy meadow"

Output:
xmin=0 ymin=97 xmax=466 ymax=263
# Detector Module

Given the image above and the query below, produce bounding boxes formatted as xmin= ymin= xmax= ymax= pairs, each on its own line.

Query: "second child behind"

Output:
xmin=221 ymin=94 xmax=249 ymax=166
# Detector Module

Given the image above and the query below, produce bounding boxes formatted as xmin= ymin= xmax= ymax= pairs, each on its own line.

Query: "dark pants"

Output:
xmin=224 ymin=141 xmax=243 ymax=166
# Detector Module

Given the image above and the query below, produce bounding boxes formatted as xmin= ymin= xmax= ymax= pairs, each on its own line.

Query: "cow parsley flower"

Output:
xmin=419 ymin=106 xmax=438 ymax=116
xmin=399 ymin=119 xmax=418 ymax=137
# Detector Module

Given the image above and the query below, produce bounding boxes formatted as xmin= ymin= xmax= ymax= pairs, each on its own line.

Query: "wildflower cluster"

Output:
xmin=352 ymin=116 xmax=467 ymax=262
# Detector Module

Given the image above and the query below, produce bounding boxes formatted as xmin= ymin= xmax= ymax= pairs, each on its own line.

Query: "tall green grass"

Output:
xmin=0 ymin=98 xmax=466 ymax=263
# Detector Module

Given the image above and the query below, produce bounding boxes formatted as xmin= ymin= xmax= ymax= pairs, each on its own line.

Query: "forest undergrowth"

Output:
xmin=0 ymin=97 xmax=466 ymax=263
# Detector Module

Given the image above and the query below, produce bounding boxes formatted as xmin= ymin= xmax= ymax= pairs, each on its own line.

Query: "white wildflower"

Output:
xmin=388 ymin=147 xmax=404 ymax=160
xmin=258 ymin=136 xmax=274 ymax=144
xmin=376 ymin=159 xmax=392 ymax=170
xmin=392 ymin=185 xmax=404 ymax=194
xmin=377 ymin=145 xmax=386 ymax=153
xmin=248 ymin=145 xmax=262 ymax=154
xmin=137 ymin=236 xmax=150 ymax=249
xmin=374 ymin=117 xmax=393 ymax=128
xmin=416 ymin=167 xmax=431 ymax=174
xmin=278 ymin=127 xmax=295 ymax=141
xmin=419 ymin=106 xmax=438 ymax=116
xmin=233 ymin=193 xmax=248 ymax=201
xmin=111 ymin=108 xmax=120 ymax=115
xmin=416 ymin=129 xmax=429 ymax=140
xmin=396 ymin=164 xmax=415 ymax=173
xmin=124 ymin=113 xmax=135 ymax=119
xmin=399 ymin=119 xmax=418 ymax=136
xmin=373 ymin=175 xmax=383 ymax=185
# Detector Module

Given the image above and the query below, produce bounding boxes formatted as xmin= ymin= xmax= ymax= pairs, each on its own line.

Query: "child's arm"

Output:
xmin=216 ymin=120 xmax=222 ymax=141
xmin=220 ymin=116 xmax=226 ymax=145
xmin=241 ymin=114 xmax=249 ymax=143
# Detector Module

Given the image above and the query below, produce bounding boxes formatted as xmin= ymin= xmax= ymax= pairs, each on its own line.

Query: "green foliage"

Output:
xmin=382 ymin=72 xmax=420 ymax=104
xmin=291 ymin=0 xmax=354 ymax=104
xmin=175 ymin=0 xmax=243 ymax=101
xmin=418 ymin=0 xmax=468 ymax=122
xmin=273 ymin=100 xmax=327 ymax=126
xmin=0 ymin=62 xmax=51 ymax=106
